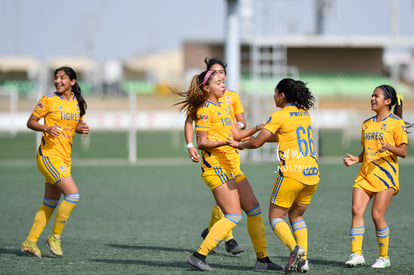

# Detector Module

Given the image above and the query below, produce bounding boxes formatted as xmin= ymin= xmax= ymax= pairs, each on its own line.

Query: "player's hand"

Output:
xmin=47 ymin=125 xmax=63 ymax=137
xmin=240 ymin=136 xmax=251 ymax=142
xmin=343 ymin=153 xmax=358 ymax=167
xmin=377 ymin=141 xmax=388 ymax=153
xmin=81 ymin=122 xmax=89 ymax=137
xmin=188 ymin=147 xmax=200 ymax=162
xmin=256 ymin=121 xmax=266 ymax=131
xmin=228 ymin=138 xmax=242 ymax=149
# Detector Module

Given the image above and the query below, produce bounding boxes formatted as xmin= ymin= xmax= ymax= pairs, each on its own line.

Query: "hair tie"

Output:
xmin=396 ymin=93 xmax=404 ymax=105
xmin=202 ymin=70 xmax=215 ymax=89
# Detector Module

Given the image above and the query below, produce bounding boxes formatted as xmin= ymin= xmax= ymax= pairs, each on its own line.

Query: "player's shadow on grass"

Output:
xmin=0 ymin=248 xmax=22 ymax=256
xmin=0 ymin=248 xmax=62 ymax=259
xmin=92 ymin=258 xmax=254 ymax=272
xmin=92 ymin=258 xmax=190 ymax=269
xmin=272 ymin=255 xmax=344 ymax=268
xmin=106 ymin=243 xmax=193 ymax=253
xmin=97 ymin=244 xmax=254 ymax=271
xmin=311 ymin=258 xmax=346 ymax=267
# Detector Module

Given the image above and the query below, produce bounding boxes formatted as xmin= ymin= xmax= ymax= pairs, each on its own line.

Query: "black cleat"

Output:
xmin=255 ymin=256 xmax=283 ymax=270
xmin=187 ymin=254 xmax=215 ymax=272
xmin=225 ymin=239 xmax=244 ymax=255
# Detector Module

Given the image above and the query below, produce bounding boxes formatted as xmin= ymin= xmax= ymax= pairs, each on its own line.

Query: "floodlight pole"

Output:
xmin=225 ymin=0 xmax=240 ymax=92
xmin=391 ymin=0 xmax=400 ymax=85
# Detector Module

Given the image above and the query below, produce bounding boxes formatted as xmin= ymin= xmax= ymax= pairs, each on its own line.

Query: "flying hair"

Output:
xmin=173 ymin=70 xmax=216 ymax=121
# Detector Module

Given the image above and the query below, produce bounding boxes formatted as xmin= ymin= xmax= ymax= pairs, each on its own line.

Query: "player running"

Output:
xmin=21 ymin=66 xmax=88 ymax=258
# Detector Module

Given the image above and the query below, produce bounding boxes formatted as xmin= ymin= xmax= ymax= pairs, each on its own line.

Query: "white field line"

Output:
xmin=2 ymin=157 xmax=414 ymax=167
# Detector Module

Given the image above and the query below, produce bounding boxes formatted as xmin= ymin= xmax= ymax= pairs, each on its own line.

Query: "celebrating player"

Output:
xmin=185 ymin=57 xmax=246 ymax=255
xmin=343 ymin=85 xmax=409 ymax=268
xmin=175 ymin=70 xmax=282 ymax=272
xmin=233 ymin=78 xmax=319 ymax=273
xmin=21 ymin=66 xmax=89 ymax=258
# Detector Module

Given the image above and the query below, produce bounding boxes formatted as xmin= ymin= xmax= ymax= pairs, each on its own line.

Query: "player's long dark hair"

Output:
xmin=54 ymin=66 xmax=87 ymax=117
xmin=276 ymin=78 xmax=315 ymax=110
xmin=174 ymin=70 xmax=215 ymax=121
xmin=377 ymin=84 xmax=412 ymax=128
xmin=204 ymin=57 xmax=227 ymax=75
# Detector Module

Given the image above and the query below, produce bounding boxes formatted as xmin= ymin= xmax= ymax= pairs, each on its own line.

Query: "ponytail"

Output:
xmin=173 ymin=71 xmax=215 ymax=121
xmin=72 ymin=82 xmax=87 ymax=117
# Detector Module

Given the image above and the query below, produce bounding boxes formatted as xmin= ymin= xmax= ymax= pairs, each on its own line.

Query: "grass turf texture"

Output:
xmin=1 ymin=162 xmax=413 ymax=274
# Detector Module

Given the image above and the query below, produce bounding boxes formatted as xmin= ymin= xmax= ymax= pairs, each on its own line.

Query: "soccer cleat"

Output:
xmin=47 ymin=234 xmax=63 ymax=256
xmin=371 ymin=256 xmax=390 ymax=268
xmin=211 ymin=245 xmax=221 ymax=254
xmin=201 ymin=228 xmax=221 ymax=254
xmin=345 ymin=253 xmax=365 ymax=267
xmin=285 ymin=245 xmax=306 ymax=274
xmin=187 ymin=254 xmax=215 ymax=272
xmin=255 ymin=257 xmax=283 ymax=270
xmin=297 ymin=259 xmax=309 ymax=273
xmin=21 ymin=239 xmax=41 ymax=258
xmin=225 ymin=239 xmax=244 ymax=255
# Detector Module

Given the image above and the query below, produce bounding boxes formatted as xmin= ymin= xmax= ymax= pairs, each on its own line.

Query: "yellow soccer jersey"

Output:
xmin=219 ymin=90 xmax=244 ymax=121
xmin=355 ymin=113 xmax=408 ymax=194
xmin=195 ymin=100 xmax=238 ymax=173
xmin=32 ymin=92 xmax=83 ymax=163
xmin=264 ymin=104 xmax=319 ymax=185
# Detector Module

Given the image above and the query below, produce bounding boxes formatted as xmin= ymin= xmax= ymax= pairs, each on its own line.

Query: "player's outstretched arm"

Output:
xmin=232 ymin=121 xmax=266 ymax=141
xmin=343 ymin=151 xmax=363 ymax=167
xmin=234 ymin=128 xmax=273 ymax=150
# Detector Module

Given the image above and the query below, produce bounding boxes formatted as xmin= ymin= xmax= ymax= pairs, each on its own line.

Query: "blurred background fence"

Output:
xmin=1 ymin=78 xmax=414 ymax=164
xmin=1 ymin=0 xmax=414 ymax=163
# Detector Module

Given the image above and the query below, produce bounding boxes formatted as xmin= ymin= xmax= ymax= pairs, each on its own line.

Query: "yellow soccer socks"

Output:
xmin=376 ymin=225 xmax=390 ymax=259
xmin=208 ymin=204 xmax=224 ymax=230
xmin=350 ymin=226 xmax=365 ymax=255
xmin=291 ymin=219 xmax=308 ymax=259
xmin=208 ymin=204 xmax=235 ymax=242
xmin=246 ymin=205 xmax=268 ymax=259
xmin=271 ymin=217 xmax=297 ymax=252
xmin=52 ymin=193 xmax=79 ymax=237
xmin=27 ymin=198 xmax=59 ymax=242
xmin=197 ymin=214 xmax=241 ymax=256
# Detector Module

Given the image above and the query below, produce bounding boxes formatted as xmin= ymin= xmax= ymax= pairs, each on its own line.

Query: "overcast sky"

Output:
xmin=1 ymin=0 xmax=413 ymax=63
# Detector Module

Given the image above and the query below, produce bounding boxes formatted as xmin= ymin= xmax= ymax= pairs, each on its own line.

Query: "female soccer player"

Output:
xmin=21 ymin=66 xmax=89 ymax=257
xmin=176 ymin=70 xmax=282 ymax=272
xmin=343 ymin=85 xmax=409 ymax=269
xmin=233 ymin=78 xmax=319 ymax=273
xmin=185 ymin=57 xmax=246 ymax=255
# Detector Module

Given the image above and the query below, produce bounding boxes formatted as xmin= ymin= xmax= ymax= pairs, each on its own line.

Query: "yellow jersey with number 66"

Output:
xmin=32 ymin=92 xmax=83 ymax=164
xmin=264 ymin=104 xmax=319 ymax=185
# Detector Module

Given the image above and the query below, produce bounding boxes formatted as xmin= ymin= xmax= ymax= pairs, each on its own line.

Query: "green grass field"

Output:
xmin=1 ymin=131 xmax=413 ymax=274
xmin=1 ymin=130 xmax=413 ymax=160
